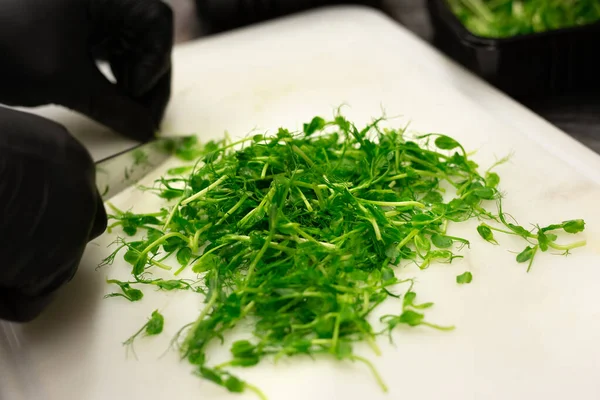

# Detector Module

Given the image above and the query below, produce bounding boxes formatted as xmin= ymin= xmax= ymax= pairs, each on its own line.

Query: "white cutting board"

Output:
xmin=2 ymin=6 xmax=600 ymax=400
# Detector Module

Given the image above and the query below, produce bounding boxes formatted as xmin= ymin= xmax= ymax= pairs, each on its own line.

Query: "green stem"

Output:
xmin=526 ymin=245 xmax=539 ymax=273
xmin=106 ymin=202 xmax=124 ymax=215
xmin=275 ymin=291 xmax=325 ymax=300
xmin=123 ymin=323 xmax=147 ymax=346
xmin=358 ymin=199 xmax=425 ymax=208
xmin=260 ymin=163 xmax=269 ymax=179
xmin=149 ymin=259 xmax=173 ymax=271
xmin=403 ymin=154 xmax=441 ymax=172
xmin=548 ymin=240 xmax=587 ymax=251
xmin=238 ymin=185 xmax=277 ymax=228
xmin=191 ymin=223 xmax=213 ymax=253
xmin=217 ymin=194 xmax=249 ymax=225
xmin=396 ymin=229 xmax=420 ymax=250
xmin=483 ymin=223 xmax=533 ymax=238
xmin=290 ymin=225 xmax=338 ymax=250
xmin=422 ymin=322 xmax=456 ymax=331
xmin=245 ymin=383 xmax=268 ymax=400
xmin=241 ymin=300 xmax=256 ymax=316
xmin=162 ymin=198 xmax=183 ymax=230
xmin=181 ymin=175 xmax=228 ymax=206
xmin=292 ymin=313 xmax=337 ymax=330
xmin=350 ymin=355 xmax=388 ymax=392
xmin=384 ymin=173 xmax=408 ymax=181
xmin=296 ymin=186 xmax=313 ymax=212
xmin=330 ymin=228 xmax=366 ymax=244
xmin=369 ymin=218 xmax=383 ymax=241
xmin=140 ymin=232 xmax=190 ymax=259
xmin=365 ymin=334 xmax=382 ymax=356
xmin=291 ymin=144 xmax=315 ymax=168
xmin=183 ymin=290 xmax=219 ymax=351
xmin=213 ymin=360 xmax=233 ymax=370
xmin=244 ymin=231 xmax=272 ymax=288
xmin=313 ymin=185 xmax=325 ymax=209
xmin=220 ymin=136 xmax=255 ymax=152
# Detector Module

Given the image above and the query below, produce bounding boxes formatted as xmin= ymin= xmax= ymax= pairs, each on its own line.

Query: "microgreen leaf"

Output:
xmin=303 ymin=116 xmax=326 ymax=136
xmin=145 ymin=310 xmax=165 ymax=335
xmin=192 ymin=253 xmax=221 ymax=273
xmin=516 ymin=246 xmax=536 ymax=263
xmin=177 ymin=247 xmax=193 ymax=267
xmin=431 ymin=234 xmax=453 ymax=248
xmin=537 ymin=230 xmax=550 ymax=252
xmin=133 ymin=253 xmax=148 ymax=276
xmin=485 ymin=172 xmax=500 ymax=188
xmin=154 ymin=279 xmax=192 ymax=291
xmin=224 ymin=376 xmax=245 ymax=393
xmin=105 ymin=280 xmax=143 ymax=302
xmin=477 ymin=224 xmax=498 ymax=245
xmin=456 ymin=271 xmax=473 ymax=284
xmin=434 ymin=136 xmax=460 ymax=150
xmin=472 ymin=187 xmax=495 ymax=200
xmin=199 ymin=366 xmax=223 ymax=385
xmin=563 ymin=219 xmax=586 ymax=234
xmin=516 ymin=245 xmax=538 ymax=273
xmin=507 ymin=223 xmax=532 ymax=238
xmin=398 ymin=310 xmax=425 ymax=326
xmin=403 ymin=291 xmax=434 ymax=310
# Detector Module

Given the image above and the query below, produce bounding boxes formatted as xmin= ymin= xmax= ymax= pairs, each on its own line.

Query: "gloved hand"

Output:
xmin=0 ymin=0 xmax=173 ymax=141
xmin=0 ymin=107 xmax=107 ymax=322
xmin=0 ymin=0 xmax=174 ymax=322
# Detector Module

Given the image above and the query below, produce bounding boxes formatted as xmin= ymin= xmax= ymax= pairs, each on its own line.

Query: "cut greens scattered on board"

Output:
xmin=99 ymin=112 xmax=586 ymax=398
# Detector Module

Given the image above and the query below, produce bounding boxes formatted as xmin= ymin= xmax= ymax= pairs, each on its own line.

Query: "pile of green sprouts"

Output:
xmin=447 ymin=0 xmax=600 ymax=38
xmin=100 ymin=113 xmax=586 ymax=398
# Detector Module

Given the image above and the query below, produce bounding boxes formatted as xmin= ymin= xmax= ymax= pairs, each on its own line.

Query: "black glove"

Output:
xmin=0 ymin=0 xmax=174 ymax=322
xmin=0 ymin=107 xmax=107 ymax=322
xmin=0 ymin=0 xmax=174 ymax=141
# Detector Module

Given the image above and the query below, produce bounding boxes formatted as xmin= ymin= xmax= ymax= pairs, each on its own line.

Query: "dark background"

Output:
xmin=169 ymin=0 xmax=600 ymax=153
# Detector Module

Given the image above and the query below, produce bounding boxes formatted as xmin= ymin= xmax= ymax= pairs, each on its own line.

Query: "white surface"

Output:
xmin=3 ymin=6 xmax=600 ymax=400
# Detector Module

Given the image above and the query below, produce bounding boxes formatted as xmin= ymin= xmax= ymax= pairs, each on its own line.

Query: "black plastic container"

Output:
xmin=426 ymin=0 xmax=600 ymax=98
xmin=196 ymin=0 xmax=382 ymax=34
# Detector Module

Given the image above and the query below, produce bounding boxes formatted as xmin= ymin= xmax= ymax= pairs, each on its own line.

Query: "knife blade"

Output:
xmin=96 ymin=136 xmax=192 ymax=201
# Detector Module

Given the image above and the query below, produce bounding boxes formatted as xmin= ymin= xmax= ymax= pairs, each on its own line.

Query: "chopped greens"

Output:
xmin=99 ymin=112 xmax=586 ymax=398
xmin=447 ymin=0 xmax=600 ymax=38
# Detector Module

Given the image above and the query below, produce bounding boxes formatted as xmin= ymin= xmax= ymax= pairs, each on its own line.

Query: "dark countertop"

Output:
xmin=169 ymin=0 xmax=600 ymax=154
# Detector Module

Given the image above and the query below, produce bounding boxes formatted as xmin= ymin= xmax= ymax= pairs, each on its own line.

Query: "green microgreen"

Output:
xmin=447 ymin=0 xmax=600 ymax=38
xmin=123 ymin=310 xmax=165 ymax=359
xmin=456 ymin=271 xmax=473 ymax=284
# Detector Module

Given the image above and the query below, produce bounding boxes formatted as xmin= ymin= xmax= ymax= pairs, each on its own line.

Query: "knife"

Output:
xmin=96 ymin=136 xmax=192 ymax=201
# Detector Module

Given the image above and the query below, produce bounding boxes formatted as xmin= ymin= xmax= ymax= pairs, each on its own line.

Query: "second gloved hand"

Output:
xmin=0 ymin=0 xmax=174 ymax=141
